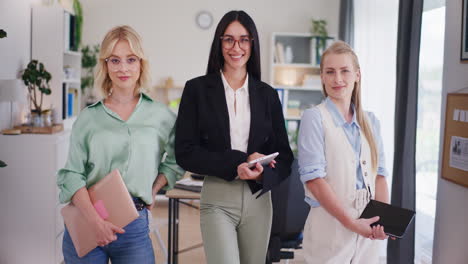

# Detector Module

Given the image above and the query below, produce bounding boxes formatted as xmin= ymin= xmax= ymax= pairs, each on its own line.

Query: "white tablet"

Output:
xmin=247 ymin=152 xmax=279 ymax=168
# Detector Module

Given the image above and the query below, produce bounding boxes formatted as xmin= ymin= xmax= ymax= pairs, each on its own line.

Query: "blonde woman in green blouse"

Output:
xmin=57 ymin=25 xmax=184 ymax=263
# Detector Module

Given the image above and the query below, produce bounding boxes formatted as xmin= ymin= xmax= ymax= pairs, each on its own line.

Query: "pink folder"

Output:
xmin=61 ymin=169 xmax=139 ymax=257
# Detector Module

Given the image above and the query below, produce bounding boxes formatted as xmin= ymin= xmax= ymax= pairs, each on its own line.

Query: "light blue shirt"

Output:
xmin=298 ymin=97 xmax=387 ymax=207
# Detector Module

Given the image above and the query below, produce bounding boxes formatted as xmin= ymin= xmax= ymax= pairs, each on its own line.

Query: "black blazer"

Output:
xmin=175 ymin=73 xmax=293 ymax=196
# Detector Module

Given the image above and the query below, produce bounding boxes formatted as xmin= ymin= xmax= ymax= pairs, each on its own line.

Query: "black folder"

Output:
xmin=359 ymin=200 xmax=415 ymax=238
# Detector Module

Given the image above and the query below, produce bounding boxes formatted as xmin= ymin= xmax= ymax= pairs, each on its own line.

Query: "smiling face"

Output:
xmin=106 ymin=39 xmax=141 ymax=92
xmin=321 ymin=53 xmax=360 ymax=104
xmin=221 ymin=21 xmax=252 ymax=73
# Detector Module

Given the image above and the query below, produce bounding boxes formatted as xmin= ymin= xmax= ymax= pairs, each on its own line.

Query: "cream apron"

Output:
xmin=303 ymin=103 xmax=380 ymax=264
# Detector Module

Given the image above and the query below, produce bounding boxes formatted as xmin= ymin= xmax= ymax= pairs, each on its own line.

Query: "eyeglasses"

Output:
xmin=105 ymin=56 xmax=141 ymax=72
xmin=220 ymin=35 xmax=253 ymax=50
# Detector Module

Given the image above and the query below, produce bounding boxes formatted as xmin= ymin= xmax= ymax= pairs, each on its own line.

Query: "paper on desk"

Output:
xmin=176 ymin=178 xmax=203 ymax=187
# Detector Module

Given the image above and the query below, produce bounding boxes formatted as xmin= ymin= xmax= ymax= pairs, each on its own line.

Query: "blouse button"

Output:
xmin=364 ymin=172 xmax=368 ymax=177
xmin=362 ymin=160 xmax=367 ymax=165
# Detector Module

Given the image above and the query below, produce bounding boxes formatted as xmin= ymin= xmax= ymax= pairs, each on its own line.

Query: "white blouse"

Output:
xmin=221 ymin=71 xmax=251 ymax=153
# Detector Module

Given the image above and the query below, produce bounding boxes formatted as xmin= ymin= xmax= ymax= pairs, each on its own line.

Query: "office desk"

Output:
xmin=165 ymin=188 xmax=201 ymax=264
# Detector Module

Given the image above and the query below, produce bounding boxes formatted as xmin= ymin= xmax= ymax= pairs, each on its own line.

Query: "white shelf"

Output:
xmin=285 ymin=115 xmax=302 ymax=120
xmin=273 ymin=63 xmax=319 ymax=68
xmin=275 ymin=85 xmax=322 ymax=91
xmin=64 ymin=50 xmax=82 ymax=57
xmin=63 ymin=79 xmax=80 ymax=84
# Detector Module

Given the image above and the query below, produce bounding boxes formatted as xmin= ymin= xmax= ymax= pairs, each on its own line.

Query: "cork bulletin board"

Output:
xmin=441 ymin=93 xmax=468 ymax=187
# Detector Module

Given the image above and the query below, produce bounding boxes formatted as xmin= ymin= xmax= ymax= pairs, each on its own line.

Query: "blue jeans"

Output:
xmin=63 ymin=208 xmax=155 ymax=264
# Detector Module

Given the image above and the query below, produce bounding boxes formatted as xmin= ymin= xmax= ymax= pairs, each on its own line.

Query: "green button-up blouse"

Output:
xmin=57 ymin=93 xmax=185 ymax=205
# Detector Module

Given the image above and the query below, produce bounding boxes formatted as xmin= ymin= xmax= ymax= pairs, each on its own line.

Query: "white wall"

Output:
xmin=0 ymin=0 xmax=41 ymax=130
xmin=80 ymin=0 xmax=339 ymax=87
xmin=432 ymin=0 xmax=468 ymax=262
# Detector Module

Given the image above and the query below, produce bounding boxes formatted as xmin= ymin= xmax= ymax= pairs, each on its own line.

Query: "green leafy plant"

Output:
xmin=73 ymin=0 xmax=83 ymax=50
xmin=21 ymin=60 xmax=52 ymax=115
xmin=81 ymin=44 xmax=100 ymax=93
xmin=310 ymin=19 xmax=328 ymax=51
xmin=0 ymin=160 xmax=6 ymax=167
xmin=0 ymin=29 xmax=6 ymax=39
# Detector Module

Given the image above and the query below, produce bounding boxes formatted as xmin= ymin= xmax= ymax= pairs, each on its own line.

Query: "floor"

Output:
xmin=149 ymin=196 xmax=307 ymax=264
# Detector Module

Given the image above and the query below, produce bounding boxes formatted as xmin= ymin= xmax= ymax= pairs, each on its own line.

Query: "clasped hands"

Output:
xmin=237 ymin=152 xmax=276 ymax=181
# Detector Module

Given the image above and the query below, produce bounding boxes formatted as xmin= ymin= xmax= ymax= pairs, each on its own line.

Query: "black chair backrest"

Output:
xmin=270 ymin=159 xmax=310 ymax=241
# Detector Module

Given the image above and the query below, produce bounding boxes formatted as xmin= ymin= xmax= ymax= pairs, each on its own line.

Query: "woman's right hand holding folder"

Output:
xmin=91 ymin=217 xmax=125 ymax=246
xmin=72 ymin=187 xmax=125 ymax=246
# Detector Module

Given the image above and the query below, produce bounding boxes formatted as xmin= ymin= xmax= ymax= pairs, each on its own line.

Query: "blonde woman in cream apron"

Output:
xmin=298 ymin=41 xmax=392 ymax=264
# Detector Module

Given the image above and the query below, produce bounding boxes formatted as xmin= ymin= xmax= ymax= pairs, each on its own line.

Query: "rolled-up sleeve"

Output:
xmin=298 ymin=108 xmax=326 ymax=184
xmin=56 ymin=121 xmax=88 ymax=204
xmin=367 ymin=112 xmax=388 ymax=177
xmin=159 ymin=123 xmax=185 ymax=190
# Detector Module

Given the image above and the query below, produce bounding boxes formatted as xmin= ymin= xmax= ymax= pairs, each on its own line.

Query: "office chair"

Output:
xmin=266 ymin=159 xmax=310 ymax=263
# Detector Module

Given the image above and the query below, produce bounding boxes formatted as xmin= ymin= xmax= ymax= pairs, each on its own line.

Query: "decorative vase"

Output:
xmin=42 ymin=111 xmax=52 ymax=127
xmin=31 ymin=112 xmax=44 ymax=127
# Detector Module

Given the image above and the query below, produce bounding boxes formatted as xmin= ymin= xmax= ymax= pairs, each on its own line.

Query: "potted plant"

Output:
xmin=21 ymin=60 xmax=52 ymax=127
xmin=0 ymin=29 xmax=6 ymax=39
xmin=73 ymin=0 xmax=83 ymax=51
xmin=81 ymin=44 xmax=99 ymax=106
xmin=310 ymin=19 xmax=329 ymax=64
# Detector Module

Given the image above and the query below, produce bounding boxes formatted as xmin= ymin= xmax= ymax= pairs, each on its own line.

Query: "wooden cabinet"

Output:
xmin=0 ymin=131 xmax=70 ymax=264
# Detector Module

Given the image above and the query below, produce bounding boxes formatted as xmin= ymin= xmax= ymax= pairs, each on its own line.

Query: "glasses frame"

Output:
xmin=220 ymin=35 xmax=254 ymax=50
xmin=104 ymin=56 xmax=142 ymax=72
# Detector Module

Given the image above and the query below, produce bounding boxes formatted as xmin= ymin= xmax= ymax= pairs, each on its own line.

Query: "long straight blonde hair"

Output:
xmin=320 ymin=41 xmax=378 ymax=171
xmin=94 ymin=25 xmax=151 ymax=99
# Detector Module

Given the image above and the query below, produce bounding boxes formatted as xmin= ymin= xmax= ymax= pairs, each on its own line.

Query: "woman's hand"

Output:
xmin=237 ymin=162 xmax=263 ymax=181
xmin=370 ymin=224 xmax=388 ymax=240
xmin=247 ymin=152 xmax=277 ymax=168
xmin=370 ymin=225 xmax=396 ymax=240
xmin=147 ymin=174 xmax=168 ymax=210
xmin=346 ymin=216 xmax=380 ymax=238
xmin=90 ymin=217 xmax=125 ymax=247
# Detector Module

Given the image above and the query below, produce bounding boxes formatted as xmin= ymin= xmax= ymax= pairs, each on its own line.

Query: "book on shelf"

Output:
xmin=311 ymin=38 xmax=317 ymax=66
xmin=67 ymin=91 xmax=74 ymax=117
xmin=63 ymin=11 xmax=77 ymax=51
xmin=275 ymin=42 xmax=285 ymax=64
xmin=276 ymin=88 xmax=284 ymax=105
xmin=62 ymin=83 xmax=67 ymax=119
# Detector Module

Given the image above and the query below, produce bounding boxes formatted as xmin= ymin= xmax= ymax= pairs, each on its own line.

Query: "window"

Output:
xmin=415 ymin=2 xmax=445 ymax=263
xmin=354 ymin=1 xmax=399 ymax=261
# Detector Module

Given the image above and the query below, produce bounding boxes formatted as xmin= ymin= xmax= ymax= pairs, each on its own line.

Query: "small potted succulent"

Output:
xmin=21 ymin=60 xmax=52 ymax=127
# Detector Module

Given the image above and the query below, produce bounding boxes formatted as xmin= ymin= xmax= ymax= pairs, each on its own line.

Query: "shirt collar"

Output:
xmin=220 ymin=71 xmax=249 ymax=95
xmin=88 ymin=92 xmax=152 ymax=108
xmin=324 ymin=97 xmax=360 ymax=128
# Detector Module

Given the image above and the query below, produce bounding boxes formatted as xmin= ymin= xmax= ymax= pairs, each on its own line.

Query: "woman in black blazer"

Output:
xmin=175 ymin=10 xmax=293 ymax=264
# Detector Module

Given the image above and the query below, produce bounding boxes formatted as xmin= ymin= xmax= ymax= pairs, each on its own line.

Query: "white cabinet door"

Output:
xmin=0 ymin=131 xmax=70 ymax=264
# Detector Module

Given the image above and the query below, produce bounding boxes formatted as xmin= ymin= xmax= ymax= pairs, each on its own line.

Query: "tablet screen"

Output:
xmin=359 ymin=200 xmax=415 ymax=238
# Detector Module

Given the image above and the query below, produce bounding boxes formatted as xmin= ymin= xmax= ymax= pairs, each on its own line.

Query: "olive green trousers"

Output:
xmin=200 ymin=176 xmax=272 ymax=264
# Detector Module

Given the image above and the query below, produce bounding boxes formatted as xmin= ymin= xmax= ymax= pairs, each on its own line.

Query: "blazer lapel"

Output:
xmin=206 ymin=74 xmax=231 ymax=148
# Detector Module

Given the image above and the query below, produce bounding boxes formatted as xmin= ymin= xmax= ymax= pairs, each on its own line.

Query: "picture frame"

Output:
xmin=461 ymin=0 xmax=468 ymax=61
xmin=441 ymin=93 xmax=468 ymax=188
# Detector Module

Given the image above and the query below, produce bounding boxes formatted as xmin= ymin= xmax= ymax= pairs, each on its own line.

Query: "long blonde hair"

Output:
xmin=320 ymin=41 xmax=378 ymax=171
xmin=94 ymin=25 xmax=151 ymax=98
